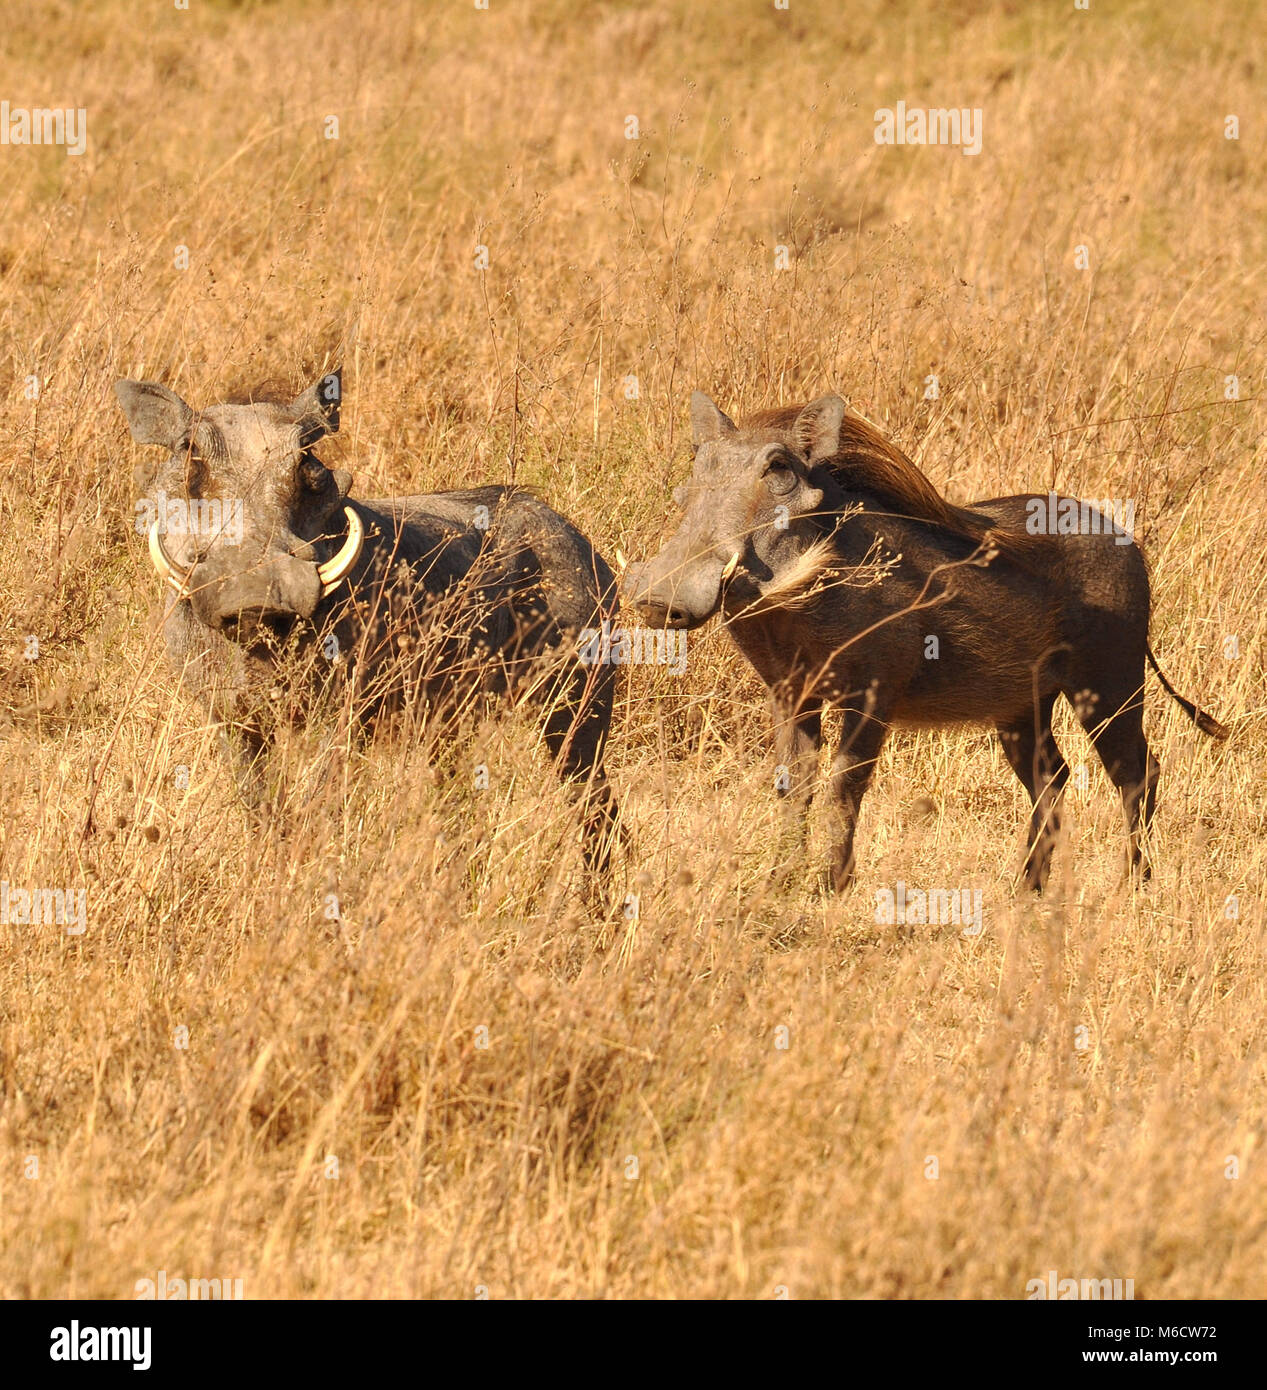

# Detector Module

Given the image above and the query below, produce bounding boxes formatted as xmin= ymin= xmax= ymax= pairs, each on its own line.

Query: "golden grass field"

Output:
xmin=1 ymin=0 xmax=1264 ymax=1299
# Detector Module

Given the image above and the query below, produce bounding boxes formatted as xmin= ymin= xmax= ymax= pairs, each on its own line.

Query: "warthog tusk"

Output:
xmin=615 ymin=547 xmax=628 ymax=573
xmin=148 ymin=519 xmax=192 ymax=599
xmin=720 ymin=551 xmax=740 ymax=583
xmin=317 ymin=506 xmax=364 ymax=596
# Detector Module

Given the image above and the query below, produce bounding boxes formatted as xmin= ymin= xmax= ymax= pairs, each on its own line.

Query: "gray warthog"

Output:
xmin=625 ymin=392 xmax=1227 ymax=891
xmin=116 ymin=370 xmax=619 ymax=872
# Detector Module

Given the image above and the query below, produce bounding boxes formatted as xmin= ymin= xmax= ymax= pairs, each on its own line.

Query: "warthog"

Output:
xmin=116 ymin=370 xmax=619 ymax=872
xmin=625 ymin=392 xmax=1227 ymax=891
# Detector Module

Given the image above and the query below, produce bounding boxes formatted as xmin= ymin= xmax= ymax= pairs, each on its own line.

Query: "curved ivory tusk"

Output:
xmin=316 ymin=506 xmax=364 ymax=595
xmin=148 ymin=519 xmax=192 ymax=599
xmin=720 ymin=551 xmax=740 ymax=583
xmin=615 ymin=547 xmax=628 ymax=573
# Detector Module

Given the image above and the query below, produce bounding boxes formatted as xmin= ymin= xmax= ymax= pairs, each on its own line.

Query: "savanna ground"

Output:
xmin=1 ymin=0 xmax=1264 ymax=1299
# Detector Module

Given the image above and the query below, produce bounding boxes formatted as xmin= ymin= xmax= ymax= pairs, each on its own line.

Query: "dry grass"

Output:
xmin=1 ymin=0 xmax=1265 ymax=1298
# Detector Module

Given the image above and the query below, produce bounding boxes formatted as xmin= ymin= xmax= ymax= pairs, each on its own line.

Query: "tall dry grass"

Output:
xmin=0 ymin=0 xmax=1264 ymax=1297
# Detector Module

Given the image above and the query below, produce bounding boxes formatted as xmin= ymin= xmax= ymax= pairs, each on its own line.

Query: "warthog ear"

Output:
xmin=114 ymin=380 xmax=194 ymax=449
xmin=793 ymin=394 xmax=847 ymax=461
xmin=291 ymin=369 xmax=342 ymax=437
xmin=689 ymin=391 xmax=737 ymax=446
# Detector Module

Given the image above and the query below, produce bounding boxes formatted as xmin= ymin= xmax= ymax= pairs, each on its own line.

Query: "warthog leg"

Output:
xmin=996 ymin=691 xmax=1070 ymax=891
xmin=826 ymin=701 xmax=890 ymax=892
xmin=218 ymin=723 xmax=269 ymax=809
xmin=540 ymin=660 xmax=621 ymax=880
xmin=771 ymin=689 xmax=823 ymax=882
xmin=1072 ymin=686 xmax=1160 ymax=882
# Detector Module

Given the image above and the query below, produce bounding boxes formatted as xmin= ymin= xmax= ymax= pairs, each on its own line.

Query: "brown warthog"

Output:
xmin=625 ymin=392 xmax=1227 ymax=891
xmin=116 ymin=370 xmax=619 ymax=872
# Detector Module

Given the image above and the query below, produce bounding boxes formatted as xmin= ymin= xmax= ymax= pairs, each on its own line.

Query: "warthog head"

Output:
xmin=624 ymin=392 xmax=845 ymax=628
xmin=115 ymin=371 xmax=363 ymax=644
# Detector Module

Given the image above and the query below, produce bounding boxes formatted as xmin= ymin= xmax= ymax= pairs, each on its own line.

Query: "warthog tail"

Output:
xmin=1146 ymin=643 xmax=1229 ymax=739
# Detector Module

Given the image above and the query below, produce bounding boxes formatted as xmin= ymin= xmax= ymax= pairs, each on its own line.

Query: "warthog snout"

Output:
xmin=622 ymin=553 xmax=730 ymax=630
xmin=190 ymin=549 xmax=326 ymax=638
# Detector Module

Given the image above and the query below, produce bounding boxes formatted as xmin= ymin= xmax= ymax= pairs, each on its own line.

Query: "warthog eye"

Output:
xmin=299 ymin=455 xmax=329 ymax=492
xmin=763 ymin=457 xmax=797 ymax=496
